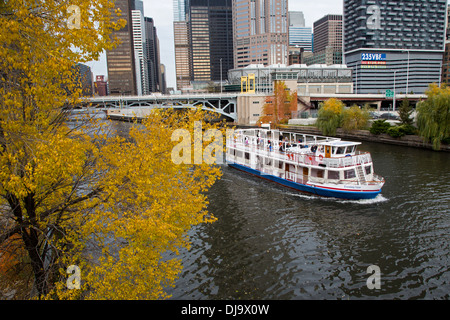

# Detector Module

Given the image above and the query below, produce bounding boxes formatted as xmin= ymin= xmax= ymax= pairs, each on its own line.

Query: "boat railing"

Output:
xmin=227 ymin=138 xmax=373 ymax=169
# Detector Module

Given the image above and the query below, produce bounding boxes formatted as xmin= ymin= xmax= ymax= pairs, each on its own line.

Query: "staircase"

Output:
xmin=356 ymin=165 xmax=367 ymax=184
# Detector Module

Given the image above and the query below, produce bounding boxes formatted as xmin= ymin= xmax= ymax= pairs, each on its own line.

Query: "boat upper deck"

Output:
xmin=227 ymin=128 xmax=372 ymax=170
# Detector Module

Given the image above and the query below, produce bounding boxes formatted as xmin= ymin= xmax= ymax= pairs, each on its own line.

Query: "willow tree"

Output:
xmin=316 ymin=98 xmax=345 ymax=136
xmin=0 ymin=0 xmax=223 ymax=299
xmin=416 ymin=83 xmax=450 ymax=150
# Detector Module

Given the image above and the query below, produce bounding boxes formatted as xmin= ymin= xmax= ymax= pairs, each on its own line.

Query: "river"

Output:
xmin=107 ymin=117 xmax=449 ymax=300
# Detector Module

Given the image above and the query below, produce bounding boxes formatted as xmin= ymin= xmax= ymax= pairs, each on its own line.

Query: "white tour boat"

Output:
xmin=226 ymin=128 xmax=385 ymax=200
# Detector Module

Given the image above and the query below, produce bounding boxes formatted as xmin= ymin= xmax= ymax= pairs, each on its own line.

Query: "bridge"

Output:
xmin=84 ymin=92 xmax=428 ymax=125
xmin=86 ymin=93 xmax=239 ymax=121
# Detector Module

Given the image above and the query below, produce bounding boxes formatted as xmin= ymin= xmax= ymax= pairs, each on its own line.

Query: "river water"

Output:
xmin=108 ymin=118 xmax=449 ymax=300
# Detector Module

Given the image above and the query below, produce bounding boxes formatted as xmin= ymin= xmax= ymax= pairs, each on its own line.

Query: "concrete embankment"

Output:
xmin=278 ymin=125 xmax=450 ymax=152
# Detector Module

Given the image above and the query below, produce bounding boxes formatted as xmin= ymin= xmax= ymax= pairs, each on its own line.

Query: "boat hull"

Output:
xmin=228 ymin=162 xmax=382 ymax=200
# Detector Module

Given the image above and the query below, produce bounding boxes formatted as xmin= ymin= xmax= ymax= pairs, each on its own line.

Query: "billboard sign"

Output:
xmin=361 ymin=53 xmax=386 ymax=61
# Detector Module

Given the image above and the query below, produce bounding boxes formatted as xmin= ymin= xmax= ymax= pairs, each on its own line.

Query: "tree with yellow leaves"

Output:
xmin=0 ymin=0 xmax=224 ymax=299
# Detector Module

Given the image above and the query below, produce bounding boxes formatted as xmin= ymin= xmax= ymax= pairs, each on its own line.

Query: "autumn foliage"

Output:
xmin=259 ymin=81 xmax=298 ymax=126
xmin=0 ymin=0 xmax=224 ymax=299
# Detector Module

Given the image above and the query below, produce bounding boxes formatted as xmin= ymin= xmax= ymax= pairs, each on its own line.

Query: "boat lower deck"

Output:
xmin=228 ymin=162 xmax=382 ymax=200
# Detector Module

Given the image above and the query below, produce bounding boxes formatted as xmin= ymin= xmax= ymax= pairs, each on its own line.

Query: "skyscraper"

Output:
xmin=131 ymin=9 xmax=149 ymax=95
xmin=344 ymin=0 xmax=447 ymax=94
xmin=232 ymin=0 xmax=289 ymax=68
xmin=106 ymin=0 xmax=137 ymax=95
xmin=442 ymin=5 xmax=450 ymax=84
xmin=173 ymin=0 xmax=191 ymax=90
xmin=187 ymin=0 xmax=233 ymax=83
xmin=303 ymin=14 xmax=343 ymax=66
xmin=288 ymin=11 xmax=312 ymax=52
xmin=145 ymin=17 xmax=163 ymax=93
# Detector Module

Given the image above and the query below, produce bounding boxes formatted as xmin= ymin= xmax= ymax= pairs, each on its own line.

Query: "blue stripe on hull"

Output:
xmin=228 ymin=163 xmax=381 ymax=200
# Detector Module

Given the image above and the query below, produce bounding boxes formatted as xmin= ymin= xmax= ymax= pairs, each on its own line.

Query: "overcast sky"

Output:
xmin=87 ymin=0 xmax=343 ymax=89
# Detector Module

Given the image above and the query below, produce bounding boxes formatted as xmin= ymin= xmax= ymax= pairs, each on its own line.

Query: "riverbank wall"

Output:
xmin=105 ymin=110 xmax=449 ymax=152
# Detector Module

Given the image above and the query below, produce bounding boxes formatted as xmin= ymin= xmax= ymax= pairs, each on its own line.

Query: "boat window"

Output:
xmin=245 ymin=152 xmax=250 ymax=160
xmin=344 ymin=169 xmax=356 ymax=179
xmin=311 ymin=168 xmax=325 ymax=178
xmin=265 ymin=157 xmax=272 ymax=166
xmin=236 ymin=150 xmax=243 ymax=158
xmin=336 ymin=147 xmax=346 ymax=155
xmin=365 ymin=165 xmax=372 ymax=175
xmin=277 ymin=161 xmax=284 ymax=169
xmin=332 ymin=146 xmax=337 ymax=154
xmin=328 ymin=170 xmax=340 ymax=180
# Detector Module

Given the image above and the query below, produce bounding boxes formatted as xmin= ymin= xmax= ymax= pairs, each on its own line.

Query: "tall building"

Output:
xmin=131 ymin=8 xmax=149 ymax=95
xmin=304 ymin=14 xmax=343 ymax=66
xmin=173 ymin=0 xmax=191 ymax=90
xmin=442 ymin=5 xmax=450 ymax=84
xmin=94 ymin=75 xmax=108 ymax=96
xmin=145 ymin=17 xmax=163 ymax=93
xmin=232 ymin=0 xmax=289 ymax=68
xmin=106 ymin=0 xmax=137 ymax=95
xmin=344 ymin=0 xmax=447 ymax=94
xmin=187 ymin=0 xmax=233 ymax=83
xmin=313 ymin=15 xmax=342 ymax=53
xmin=288 ymin=12 xmax=313 ymax=52
xmin=174 ymin=0 xmax=233 ymax=89
xmin=72 ymin=63 xmax=93 ymax=96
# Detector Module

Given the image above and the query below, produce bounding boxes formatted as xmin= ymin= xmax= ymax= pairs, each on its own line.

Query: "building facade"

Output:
xmin=94 ymin=75 xmax=108 ymax=96
xmin=227 ymin=64 xmax=353 ymax=95
xmin=106 ymin=0 xmax=137 ymax=95
xmin=304 ymin=14 xmax=343 ymax=66
xmin=145 ymin=17 xmax=163 ymax=93
xmin=188 ymin=0 xmax=233 ymax=83
xmin=131 ymin=9 xmax=149 ymax=95
xmin=173 ymin=0 xmax=191 ymax=90
xmin=232 ymin=0 xmax=289 ymax=68
xmin=288 ymin=11 xmax=312 ymax=52
xmin=174 ymin=0 xmax=233 ymax=88
xmin=344 ymin=0 xmax=447 ymax=94
xmin=442 ymin=5 xmax=450 ymax=84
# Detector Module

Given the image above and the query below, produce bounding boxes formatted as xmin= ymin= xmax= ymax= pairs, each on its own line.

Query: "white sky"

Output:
xmin=87 ymin=0 xmax=343 ymax=89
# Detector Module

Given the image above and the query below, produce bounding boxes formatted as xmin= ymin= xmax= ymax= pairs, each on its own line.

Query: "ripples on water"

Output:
xmin=166 ymin=141 xmax=449 ymax=300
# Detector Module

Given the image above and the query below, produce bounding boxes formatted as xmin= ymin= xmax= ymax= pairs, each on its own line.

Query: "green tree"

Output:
xmin=316 ymin=98 xmax=344 ymax=136
xmin=416 ymin=83 xmax=450 ymax=150
xmin=341 ymin=105 xmax=370 ymax=132
xmin=369 ymin=120 xmax=391 ymax=135
xmin=398 ymin=98 xmax=414 ymax=125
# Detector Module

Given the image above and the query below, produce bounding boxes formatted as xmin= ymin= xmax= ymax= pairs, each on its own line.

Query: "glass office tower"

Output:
xmin=344 ymin=0 xmax=447 ymax=94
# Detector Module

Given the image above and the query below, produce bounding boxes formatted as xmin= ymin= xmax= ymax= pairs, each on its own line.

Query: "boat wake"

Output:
xmin=287 ymin=192 xmax=389 ymax=204
xmin=335 ymin=194 xmax=389 ymax=204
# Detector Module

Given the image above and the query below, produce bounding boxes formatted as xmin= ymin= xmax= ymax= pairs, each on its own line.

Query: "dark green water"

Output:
xmin=167 ymin=141 xmax=450 ymax=300
xmin=104 ymin=116 xmax=449 ymax=300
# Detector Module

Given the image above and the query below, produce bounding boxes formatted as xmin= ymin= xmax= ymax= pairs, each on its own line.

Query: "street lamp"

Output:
xmin=393 ymin=70 xmax=397 ymax=111
xmin=404 ymin=49 xmax=410 ymax=94
xmin=220 ymin=58 xmax=223 ymax=94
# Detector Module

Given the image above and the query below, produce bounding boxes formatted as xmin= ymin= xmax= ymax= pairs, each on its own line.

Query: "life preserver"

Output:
xmin=319 ymin=155 xmax=323 ymax=161
xmin=309 ymin=156 xmax=313 ymax=162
